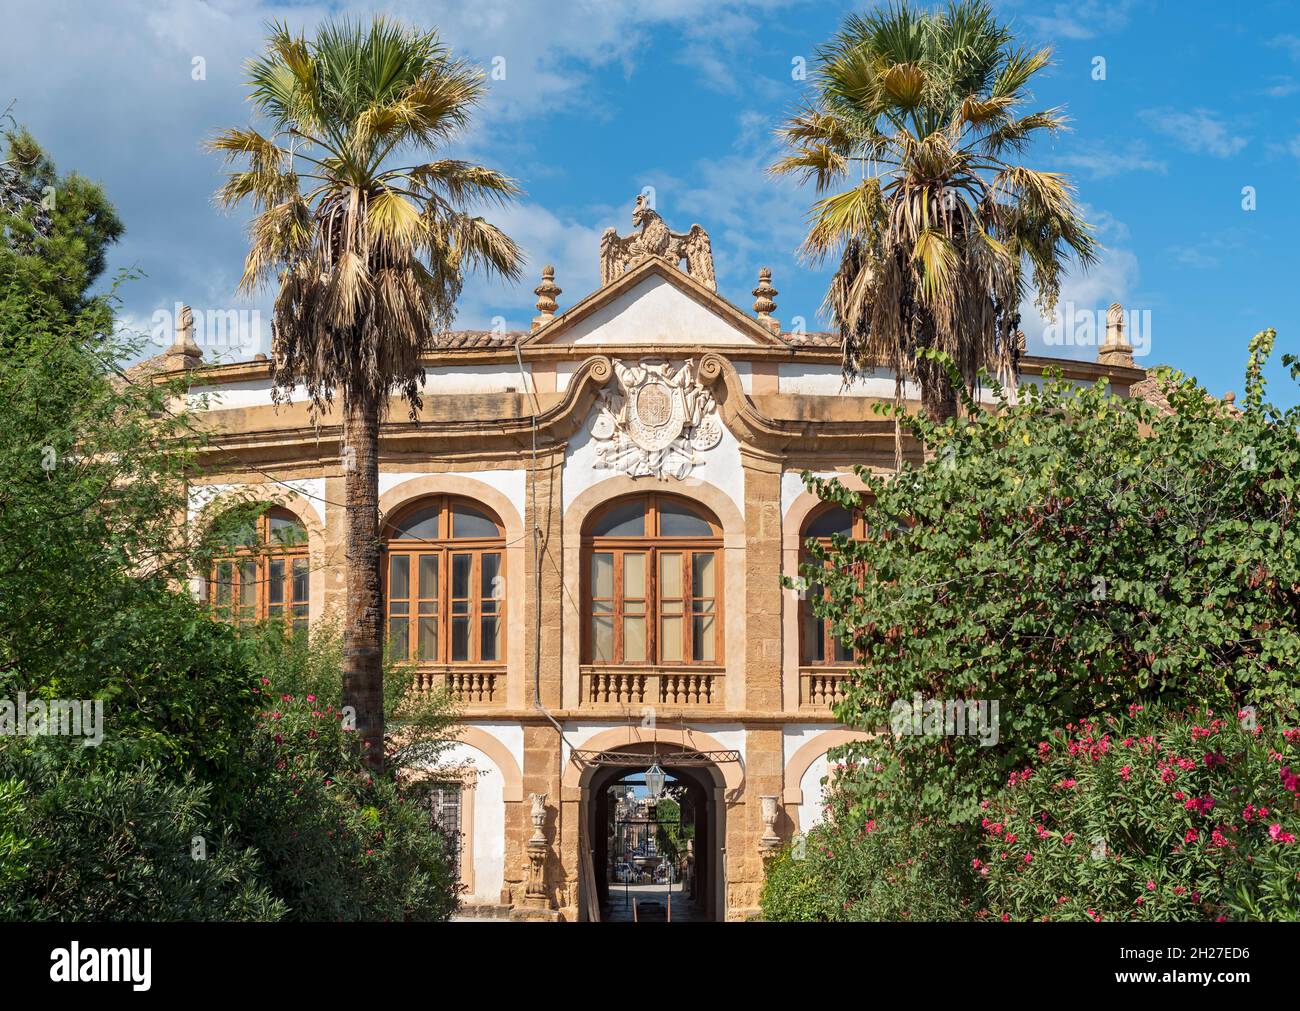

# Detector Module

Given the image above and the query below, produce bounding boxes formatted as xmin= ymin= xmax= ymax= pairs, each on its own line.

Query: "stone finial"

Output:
xmin=752 ymin=267 xmax=779 ymax=333
xmin=531 ymin=264 xmax=561 ymax=332
xmin=165 ymin=303 xmax=203 ymax=368
xmin=1097 ymin=300 xmax=1135 ymax=368
xmin=1224 ymin=391 xmax=1236 ymax=405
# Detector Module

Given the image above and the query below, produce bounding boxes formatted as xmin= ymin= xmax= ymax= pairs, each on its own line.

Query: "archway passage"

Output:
xmin=577 ymin=744 xmax=730 ymax=922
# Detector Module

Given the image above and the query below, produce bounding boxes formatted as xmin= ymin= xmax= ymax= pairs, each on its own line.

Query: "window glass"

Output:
xmin=591 ymin=499 xmax=646 ymax=537
xmin=659 ymin=500 xmax=712 ymax=537
xmin=392 ymin=505 xmax=440 ymax=540
xmin=806 ymin=506 xmax=853 ymax=539
xmin=452 ymin=504 xmax=498 ymax=539
xmin=269 ymin=513 xmax=307 ymax=546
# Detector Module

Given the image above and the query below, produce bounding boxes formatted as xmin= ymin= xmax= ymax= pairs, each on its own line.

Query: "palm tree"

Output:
xmin=210 ymin=18 xmax=523 ymax=768
xmin=772 ymin=0 xmax=1097 ymax=422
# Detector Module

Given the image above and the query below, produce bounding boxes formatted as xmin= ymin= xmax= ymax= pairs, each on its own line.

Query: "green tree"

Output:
xmin=801 ymin=334 xmax=1300 ymax=827
xmin=772 ymin=0 xmax=1096 ymax=421
xmin=210 ymin=17 xmax=523 ymax=768
xmin=1 ymin=121 xmax=124 ymax=320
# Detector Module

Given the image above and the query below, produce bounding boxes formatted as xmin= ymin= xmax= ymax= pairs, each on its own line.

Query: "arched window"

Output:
xmin=383 ymin=497 xmax=505 ymax=664
xmin=799 ymin=503 xmax=868 ymax=665
xmin=210 ymin=507 xmax=309 ymax=629
xmin=583 ymin=494 xmax=722 ymax=666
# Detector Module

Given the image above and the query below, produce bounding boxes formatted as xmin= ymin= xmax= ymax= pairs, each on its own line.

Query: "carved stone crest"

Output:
xmin=590 ymin=359 xmax=722 ymax=480
xmin=599 ymin=195 xmax=716 ymax=291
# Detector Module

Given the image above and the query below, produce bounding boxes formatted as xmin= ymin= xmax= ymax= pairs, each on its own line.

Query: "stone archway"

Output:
xmin=575 ymin=743 xmax=730 ymax=922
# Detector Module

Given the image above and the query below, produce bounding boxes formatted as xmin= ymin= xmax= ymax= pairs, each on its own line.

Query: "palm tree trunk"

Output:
xmin=920 ymin=363 xmax=959 ymax=423
xmin=342 ymin=387 xmax=384 ymax=771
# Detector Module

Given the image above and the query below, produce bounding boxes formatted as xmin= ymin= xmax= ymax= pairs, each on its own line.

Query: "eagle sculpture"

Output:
xmin=599 ymin=194 xmax=716 ymax=291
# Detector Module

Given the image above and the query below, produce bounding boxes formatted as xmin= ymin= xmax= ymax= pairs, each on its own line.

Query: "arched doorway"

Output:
xmin=576 ymin=743 xmax=729 ymax=922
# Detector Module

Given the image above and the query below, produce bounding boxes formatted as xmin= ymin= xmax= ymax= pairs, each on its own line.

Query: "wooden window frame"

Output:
xmin=383 ymin=496 xmax=506 ymax=667
xmin=209 ymin=507 xmax=310 ymax=629
xmin=798 ymin=503 xmax=868 ymax=667
xmin=582 ymin=494 xmax=723 ymax=667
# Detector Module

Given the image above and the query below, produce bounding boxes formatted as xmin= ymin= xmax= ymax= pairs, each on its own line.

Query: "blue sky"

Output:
xmin=4 ymin=0 xmax=1298 ymax=404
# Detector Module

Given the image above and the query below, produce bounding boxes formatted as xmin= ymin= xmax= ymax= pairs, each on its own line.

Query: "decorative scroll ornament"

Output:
xmin=599 ymin=194 xmax=716 ymax=291
xmin=590 ymin=359 xmax=723 ymax=480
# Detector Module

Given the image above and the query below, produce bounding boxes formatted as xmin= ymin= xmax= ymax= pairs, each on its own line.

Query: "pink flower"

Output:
xmin=1184 ymin=828 xmax=1199 ymax=843
xmin=1268 ymin=824 xmax=1297 ymax=844
xmin=307 ymin=694 xmax=317 ymax=703
xmin=1024 ymin=853 xmax=1033 ymax=864
xmin=1146 ymin=880 xmax=1156 ymax=891
xmin=1058 ymin=778 xmax=1077 ymax=790
xmin=1119 ymin=765 xmax=1132 ymax=781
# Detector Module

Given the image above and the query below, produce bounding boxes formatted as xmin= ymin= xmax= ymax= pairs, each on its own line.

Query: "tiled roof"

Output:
xmin=780 ymin=331 xmax=840 ymax=349
xmin=431 ymin=330 xmax=526 ymax=349
xmin=427 ymin=328 xmax=842 ymax=351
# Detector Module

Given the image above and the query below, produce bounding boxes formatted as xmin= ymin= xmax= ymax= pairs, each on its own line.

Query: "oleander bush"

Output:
xmin=978 ymin=704 xmax=1300 ymax=922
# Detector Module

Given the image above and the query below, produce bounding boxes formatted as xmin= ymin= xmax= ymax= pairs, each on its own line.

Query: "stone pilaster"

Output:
xmin=741 ymin=449 xmax=784 ymax=712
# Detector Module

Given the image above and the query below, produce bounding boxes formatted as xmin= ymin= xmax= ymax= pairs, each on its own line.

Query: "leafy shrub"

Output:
xmin=804 ymin=335 xmax=1300 ymax=825
xmin=0 ymin=742 xmax=283 ymax=921
xmin=762 ymin=775 xmax=980 ymax=921
xmin=227 ymin=623 xmax=462 ymax=921
xmin=978 ymin=704 xmax=1300 ymax=921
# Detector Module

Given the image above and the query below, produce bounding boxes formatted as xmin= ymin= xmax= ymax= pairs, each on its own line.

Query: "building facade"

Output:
xmin=162 ymin=210 xmax=1143 ymax=921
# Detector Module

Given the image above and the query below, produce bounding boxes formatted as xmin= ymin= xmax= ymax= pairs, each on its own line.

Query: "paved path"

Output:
xmin=602 ymin=882 xmax=705 ymax=922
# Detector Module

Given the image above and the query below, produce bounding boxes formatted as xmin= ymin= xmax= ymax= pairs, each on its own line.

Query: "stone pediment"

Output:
xmin=523 ymin=257 xmax=787 ymax=349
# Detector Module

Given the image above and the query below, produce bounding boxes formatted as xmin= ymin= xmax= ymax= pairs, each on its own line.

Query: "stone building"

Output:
xmin=161 ymin=205 xmax=1143 ymax=921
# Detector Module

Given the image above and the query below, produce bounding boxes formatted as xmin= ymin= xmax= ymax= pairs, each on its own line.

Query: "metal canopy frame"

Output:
xmin=570 ymin=748 xmax=740 ymax=768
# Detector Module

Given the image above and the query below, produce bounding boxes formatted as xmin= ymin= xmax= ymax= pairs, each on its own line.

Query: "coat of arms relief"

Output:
xmin=589 ymin=359 xmax=723 ymax=480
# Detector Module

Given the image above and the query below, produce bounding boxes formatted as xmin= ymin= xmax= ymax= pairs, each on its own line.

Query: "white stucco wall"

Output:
xmin=187 ymin=378 xmax=309 ymax=410
xmin=187 ymin=478 xmax=326 ymax=524
xmin=777 ymin=364 xmax=918 ymax=398
xmin=187 ymin=365 xmax=530 ymax=411
xmin=551 ymin=274 xmax=766 ymax=347
xmin=419 ymin=365 xmax=530 ymax=394
xmin=780 ymin=470 xmax=841 ymax=520
xmin=433 ymin=740 xmax=506 ymax=904
xmin=783 ymin=724 xmax=842 ymax=833
xmin=377 ymin=470 xmax=526 ymax=519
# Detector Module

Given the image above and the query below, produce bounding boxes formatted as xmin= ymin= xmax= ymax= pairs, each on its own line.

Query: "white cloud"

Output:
xmin=1138 ymin=108 xmax=1249 ymax=158
xmin=0 ymin=0 xmax=811 ymax=363
xmin=1055 ymin=143 xmax=1167 ymax=179
xmin=999 ymin=0 xmax=1137 ymax=42
xmin=1019 ymin=220 xmax=1142 ymax=362
xmin=1261 ymin=75 xmax=1300 ymax=99
xmin=1270 ymin=35 xmax=1300 ymax=63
